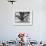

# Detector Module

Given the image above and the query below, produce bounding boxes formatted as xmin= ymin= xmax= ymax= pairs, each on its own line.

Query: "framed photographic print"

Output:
xmin=14 ymin=11 xmax=33 ymax=26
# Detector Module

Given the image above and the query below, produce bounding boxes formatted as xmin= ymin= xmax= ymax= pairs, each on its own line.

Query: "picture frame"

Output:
xmin=14 ymin=10 xmax=33 ymax=26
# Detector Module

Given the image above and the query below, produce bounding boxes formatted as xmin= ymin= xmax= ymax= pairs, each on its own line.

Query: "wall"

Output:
xmin=0 ymin=0 xmax=46 ymax=41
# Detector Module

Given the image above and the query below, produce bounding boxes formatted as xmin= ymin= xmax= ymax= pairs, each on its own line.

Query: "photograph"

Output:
xmin=15 ymin=11 xmax=32 ymax=26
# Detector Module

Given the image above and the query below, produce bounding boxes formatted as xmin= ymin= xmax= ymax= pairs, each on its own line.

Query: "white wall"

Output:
xmin=0 ymin=0 xmax=46 ymax=41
